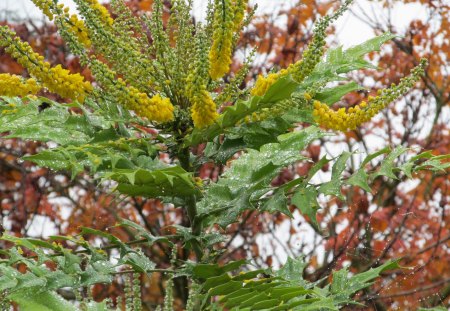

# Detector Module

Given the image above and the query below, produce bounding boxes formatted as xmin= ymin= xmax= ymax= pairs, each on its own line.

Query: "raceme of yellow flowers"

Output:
xmin=0 ymin=74 xmax=40 ymax=97
xmin=312 ymin=59 xmax=427 ymax=131
xmin=32 ymin=0 xmax=92 ymax=47
xmin=0 ymin=26 xmax=92 ymax=102
xmin=189 ymin=86 xmax=219 ymax=129
xmin=84 ymin=0 xmax=114 ymax=27
xmin=209 ymin=0 xmax=248 ymax=80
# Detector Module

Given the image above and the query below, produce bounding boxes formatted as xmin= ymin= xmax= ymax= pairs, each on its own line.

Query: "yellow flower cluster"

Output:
xmin=0 ymin=26 xmax=92 ymax=102
xmin=67 ymin=14 xmax=92 ymax=47
xmin=0 ymin=74 xmax=41 ymax=97
xmin=313 ymin=100 xmax=371 ymax=131
xmin=190 ymin=87 xmax=219 ymax=128
xmin=209 ymin=0 xmax=247 ymax=80
xmin=31 ymin=0 xmax=91 ymax=47
xmin=118 ymin=81 xmax=174 ymax=122
xmin=232 ymin=0 xmax=249 ymax=31
xmin=86 ymin=0 xmax=114 ymax=26
xmin=313 ymin=59 xmax=427 ymax=131
xmin=32 ymin=0 xmax=53 ymax=19
xmin=250 ymin=69 xmax=288 ymax=97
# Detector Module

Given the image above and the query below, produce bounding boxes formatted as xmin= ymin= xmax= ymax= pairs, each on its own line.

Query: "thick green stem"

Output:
xmin=178 ymin=147 xmax=203 ymax=260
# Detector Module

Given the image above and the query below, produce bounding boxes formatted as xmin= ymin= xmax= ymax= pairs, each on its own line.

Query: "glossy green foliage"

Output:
xmin=0 ymin=1 xmax=448 ymax=309
xmin=195 ymin=258 xmax=399 ymax=310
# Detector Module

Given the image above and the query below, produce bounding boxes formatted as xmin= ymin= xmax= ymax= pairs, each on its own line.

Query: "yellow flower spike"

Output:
xmin=231 ymin=0 xmax=248 ymax=31
xmin=209 ymin=0 xmax=237 ymax=80
xmin=123 ymin=89 xmax=174 ymax=123
xmin=0 ymin=26 xmax=92 ymax=102
xmin=190 ymin=88 xmax=219 ymax=128
xmin=85 ymin=0 xmax=114 ymax=26
xmin=250 ymin=72 xmax=281 ymax=97
xmin=31 ymin=0 xmax=91 ymax=47
xmin=0 ymin=74 xmax=41 ymax=97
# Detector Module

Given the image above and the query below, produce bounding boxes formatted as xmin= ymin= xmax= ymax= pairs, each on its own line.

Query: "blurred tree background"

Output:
xmin=0 ymin=0 xmax=448 ymax=309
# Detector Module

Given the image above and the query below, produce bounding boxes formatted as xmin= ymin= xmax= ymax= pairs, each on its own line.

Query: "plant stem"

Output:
xmin=178 ymin=146 xmax=203 ymax=260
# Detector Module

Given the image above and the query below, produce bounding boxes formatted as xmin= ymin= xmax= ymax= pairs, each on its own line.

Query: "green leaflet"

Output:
xmin=197 ymin=126 xmax=326 ymax=228
xmin=292 ymin=187 xmax=320 ymax=232
xmin=170 ymin=225 xmax=226 ymax=250
xmin=314 ymin=82 xmax=364 ymax=105
xmin=275 ymin=257 xmax=308 ymax=286
xmin=318 ymin=151 xmax=352 ymax=200
xmin=104 ymin=166 xmax=199 ymax=198
xmin=198 ymin=257 xmax=399 ymax=310
xmin=7 ymin=289 xmax=77 ymax=311
xmin=0 ymin=96 xmax=112 ymax=146
xmin=372 ymin=146 xmax=409 ymax=179
xmin=346 ymin=169 xmax=371 ymax=192
xmin=330 ymin=260 xmax=400 ymax=304
xmin=297 ymin=32 xmax=396 ymax=91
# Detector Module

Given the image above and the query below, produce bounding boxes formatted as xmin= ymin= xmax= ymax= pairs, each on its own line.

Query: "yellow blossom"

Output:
xmin=68 ymin=14 xmax=92 ymax=47
xmin=250 ymin=69 xmax=288 ymax=97
xmin=0 ymin=26 xmax=92 ymax=102
xmin=190 ymin=88 xmax=219 ymax=128
xmin=119 ymin=86 xmax=174 ymax=122
xmin=0 ymin=74 xmax=41 ymax=97
xmin=31 ymin=0 xmax=91 ymax=47
xmin=86 ymin=0 xmax=114 ymax=26
xmin=312 ymin=59 xmax=426 ymax=131
xmin=209 ymin=0 xmax=235 ymax=80
xmin=232 ymin=0 xmax=248 ymax=31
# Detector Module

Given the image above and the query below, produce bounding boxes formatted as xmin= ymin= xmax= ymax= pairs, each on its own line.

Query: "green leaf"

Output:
xmin=292 ymin=187 xmax=320 ymax=232
xmin=8 ymin=289 xmax=77 ymax=311
xmin=275 ymin=257 xmax=308 ymax=286
xmin=80 ymin=264 xmax=114 ymax=286
xmin=0 ymin=97 xmax=97 ymax=146
xmin=361 ymin=147 xmax=391 ymax=167
xmin=372 ymin=146 xmax=408 ymax=179
xmin=298 ymin=33 xmax=396 ymax=92
xmin=209 ymin=281 xmax=243 ymax=296
xmin=115 ymin=219 xmax=170 ymax=246
xmin=104 ymin=166 xmax=198 ymax=198
xmin=261 ymin=190 xmax=292 ymax=217
xmin=314 ymin=82 xmax=363 ymax=105
xmin=193 ymin=260 xmax=247 ymax=279
xmin=413 ymin=154 xmax=450 ymax=173
xmin=198 ymin=126 xmax=325 ymax=227
xmin=121 ymin=251 xmax=156 ymax=273
xmin=331 ymin=260 xmax=400 ymax=303
xmin=345 ymin=32 xmax=397 ymax=60
xmin=318 ymin=152 xmax=352 ymax=199
xmin=346 ymin=169 xmax=371 ymax=192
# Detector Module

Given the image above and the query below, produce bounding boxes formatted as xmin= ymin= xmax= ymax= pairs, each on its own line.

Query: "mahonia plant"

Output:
xmin=0 ymin=0 xmax=448 ymax=310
